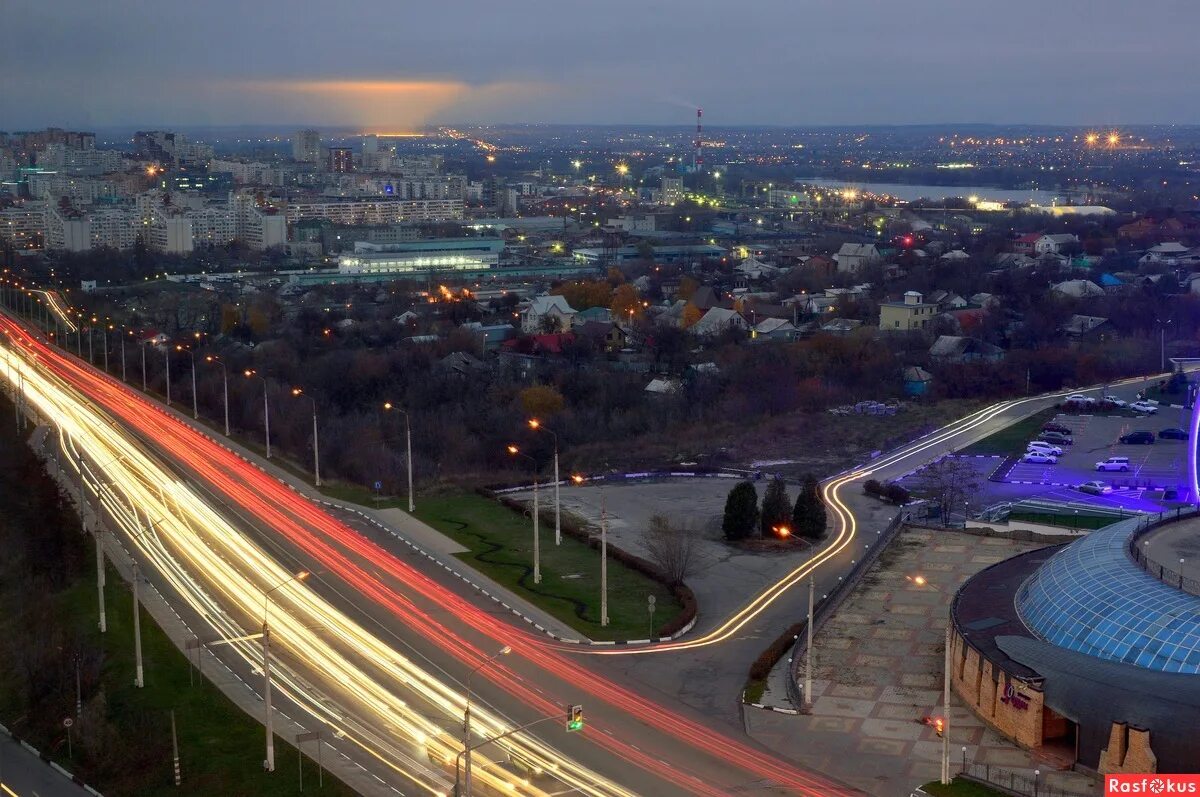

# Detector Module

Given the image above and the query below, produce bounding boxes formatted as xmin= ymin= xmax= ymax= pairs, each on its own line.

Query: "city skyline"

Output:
xmin=3 ymin=0 xmax=1199 ymax=129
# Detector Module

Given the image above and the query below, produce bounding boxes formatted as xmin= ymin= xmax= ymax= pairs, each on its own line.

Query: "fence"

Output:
xmin=960 ymin=763 xmax=1095 ymax=797
xmin=785 ymin=510 xmax=908 ymax=707
xmin=1126 ymin=505 xmax=1200 ymax=597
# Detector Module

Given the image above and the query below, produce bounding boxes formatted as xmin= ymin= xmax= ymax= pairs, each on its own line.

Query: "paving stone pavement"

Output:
xmin=746 ymin=527 xmax=1103 ymax=797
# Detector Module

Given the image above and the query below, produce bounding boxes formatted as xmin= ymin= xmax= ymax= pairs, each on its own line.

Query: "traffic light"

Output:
xmin=566 ymin=704 xmax=584 ymax=732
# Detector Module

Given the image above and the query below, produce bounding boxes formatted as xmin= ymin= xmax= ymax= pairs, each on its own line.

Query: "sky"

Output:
xmin=2 ymin=0 xmax=1197 ymax=130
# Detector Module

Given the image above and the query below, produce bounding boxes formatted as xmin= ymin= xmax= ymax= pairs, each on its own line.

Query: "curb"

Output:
xmin=317 ymin=499 xmax=699 ymax=647
xmin=744 ymin=702 xmax=800 ymax=716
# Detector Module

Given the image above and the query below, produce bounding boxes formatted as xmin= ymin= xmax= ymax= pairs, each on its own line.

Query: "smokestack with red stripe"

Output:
xmin=694 ymin=108 xmax=704 ymax=172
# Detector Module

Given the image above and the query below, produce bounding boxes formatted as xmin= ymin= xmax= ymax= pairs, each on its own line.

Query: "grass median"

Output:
xmin=414 ymin=492 xmax=679 ymax=641
xmin=921 ymin=778 xmax=1009 ymax=796
xmin=961 ymin=408 xmax=1058 ymax=455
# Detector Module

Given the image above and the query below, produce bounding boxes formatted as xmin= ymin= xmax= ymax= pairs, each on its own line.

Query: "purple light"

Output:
xmin=1189 ymin=396 xmax=1200 ymax=504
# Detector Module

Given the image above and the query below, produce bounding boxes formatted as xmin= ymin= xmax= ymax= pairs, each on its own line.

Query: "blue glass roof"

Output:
xmin=1016 ymin=517 xmax=1200 ymax=674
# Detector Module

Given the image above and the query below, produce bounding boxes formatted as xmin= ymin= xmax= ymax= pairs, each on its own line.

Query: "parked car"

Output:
xmin=1119 ymin=430 xmax=1155 ymax=445
xmin=1042 ymin=422 xmax=1072 ymax=435
xmin=1064 ymin=393 xmax=1096 ymax=405
xmin=1129 ymin=401 xmax=1158 ymax=414
xmin=1026 ymin=441 xmax=1064 ymax=456
xmin=1038 ymin=431 xmax=1073 ymax=445
xmin=1159 ymin=427 xmax=1189 ymax=440
xmin=1022 ymin=451 xmax=1058 ymax=464
xmin=1077 ymin=481 xmax=1113 ymax=495
xmin=1096 ymin=457 xmax=1131 ymax=472
xmin=1102 ymin=395 xmax=1128 ymax=407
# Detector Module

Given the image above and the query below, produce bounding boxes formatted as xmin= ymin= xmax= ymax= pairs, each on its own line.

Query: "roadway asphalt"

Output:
xmin=5 ymin=306 xmax=1189 ymax=797
xmin=1 ymin=315 xmax=851 ymax=797
xmin=0 ymin=732 xmax=94 ymax=797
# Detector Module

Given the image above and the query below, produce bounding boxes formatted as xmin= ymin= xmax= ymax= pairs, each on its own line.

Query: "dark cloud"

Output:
xmin=1 ymin=0 xmax=1194 ymax=127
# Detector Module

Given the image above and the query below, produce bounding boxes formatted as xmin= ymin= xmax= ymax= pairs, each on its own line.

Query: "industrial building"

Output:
xmin=337 ymin=238 xmax=505 ymax=276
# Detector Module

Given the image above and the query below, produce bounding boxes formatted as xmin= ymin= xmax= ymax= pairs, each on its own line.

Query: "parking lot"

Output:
xmin=1001 ymin=409 xmax=1191 ymax=491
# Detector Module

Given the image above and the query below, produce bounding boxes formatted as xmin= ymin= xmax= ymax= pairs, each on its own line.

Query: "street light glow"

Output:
xmin=506 ymin=444 xmax=519 ymax=455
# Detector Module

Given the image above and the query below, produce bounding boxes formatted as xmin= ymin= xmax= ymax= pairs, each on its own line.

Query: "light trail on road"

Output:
xmin=0 ymin=314 xmax=857 ymax=796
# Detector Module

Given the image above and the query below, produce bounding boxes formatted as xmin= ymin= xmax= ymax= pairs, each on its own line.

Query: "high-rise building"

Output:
xmin=327 ymin=147 xmax=354 ymax=173
xmin=661 ymin=177 xmax=684 ymax=205
xmin=362 ymin=134 xmax=379 ymax=154
xmin=292 ymin=129 xmax=321 ymax=163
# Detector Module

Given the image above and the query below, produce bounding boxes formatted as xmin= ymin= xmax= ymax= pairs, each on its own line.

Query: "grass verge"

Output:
xmin=921 ymin=777 xmax=1010 ymax=796
xmin=414 ymin=492 xmax=679 ymax=641
xmin=1008 ymin=511 xmax=1120 ymax=530
xmin=742 ymin=679 xmax=767 ymax=704
xmin=961 ymin=408 xmax=1057 ymax=455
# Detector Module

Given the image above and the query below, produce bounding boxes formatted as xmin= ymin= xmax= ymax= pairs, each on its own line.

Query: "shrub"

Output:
xmin=864 ymin=479 xmax=883 ymax=496
xmin=884 ymin=483 xmax=911 ymax=505
xmin=722 ymin=481 xmax=759 ymax=541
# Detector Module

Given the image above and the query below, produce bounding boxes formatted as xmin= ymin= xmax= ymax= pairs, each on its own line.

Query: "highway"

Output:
xmin=0 ymin=310 xmax=857 ymax=797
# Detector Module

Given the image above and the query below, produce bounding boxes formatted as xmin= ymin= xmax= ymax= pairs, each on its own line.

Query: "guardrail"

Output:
xmin=1127 ymin=505 xmax=1200 ymax=596
xmin=960 ymin=763 xmax=1095 ymax=797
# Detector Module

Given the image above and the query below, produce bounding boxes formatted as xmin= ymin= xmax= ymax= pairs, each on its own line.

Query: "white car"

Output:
xmin=1022 ymin=451 xmax=1058 ymax=464
xmin=1102 ymin=395 xmax=1127 ymax=407
xmin=1077 ymin=481 xmax=1113 ymax=495
xmin=1129 ymin=401 xmax=1158 ymax=414
xmin=1095 ymin=456 xmax=1131 ymax=472
xmin=1064 ymin=393 xmax=1095 ymax=404
xmin=1026 ymin=441 xmax=1063 ymax=456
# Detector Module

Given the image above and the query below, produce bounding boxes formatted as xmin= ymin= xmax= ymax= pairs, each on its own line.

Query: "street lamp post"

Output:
xmin=528 ymin=419 xmax=561 ymax=545
xmin=139 ymin=339 xmax=148 ymax=391
xmin=119 ymin=331 xmax=127 ymax=382
xmin=206 ymin=356 xmax=230 ymax=437
xmin=177 ymin=346 xmax=198 ymax=419
xmin=805 ymin=576 xmax=814 ymax=710
xmin=291 ymin=388 xmax=321 ymax=487
xmin=463 ymin=645 xmax=511 ymax=796
xmin=506 ymin=446 xmax=540 ymax=584
xmin=573 ymin=473 xmax=609 ymax=626
xmin=383 ymin=402 xmax=414 ymax=512
xmin=245 ymin=370 xmax=270 ymax=458
xmin=261 ymin=571 xmax=310 ymax=772
xmin=163 ymin=345 xmax=172 ymax=406
xmin=942 ymin=624 xmax=952 ymax=785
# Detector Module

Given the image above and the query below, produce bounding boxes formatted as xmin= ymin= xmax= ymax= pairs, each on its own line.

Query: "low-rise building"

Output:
xmin=879 ymin=291 xmax=939 ymax=332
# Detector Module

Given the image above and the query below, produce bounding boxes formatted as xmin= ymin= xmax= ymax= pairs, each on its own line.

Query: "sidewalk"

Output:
xmin=29 ymin=424 xmax=393 ymax=797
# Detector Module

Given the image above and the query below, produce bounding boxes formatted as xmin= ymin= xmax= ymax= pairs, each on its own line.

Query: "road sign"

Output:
xmin=62 ymin=718 xmax=73 ymax=728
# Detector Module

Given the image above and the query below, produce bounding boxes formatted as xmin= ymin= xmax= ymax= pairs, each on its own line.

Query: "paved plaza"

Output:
xmin=747 ymin=527 xmax=1102 ymax=797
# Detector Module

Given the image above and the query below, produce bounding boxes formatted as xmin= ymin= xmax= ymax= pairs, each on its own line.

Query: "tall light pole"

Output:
xmin=119 ymin=330 xmax=127 ymax=382
xmin=163 ymin=344 xmax=172 ymax=406
xmin=572 ymin=474 xmax=608 ymax=626
xmin=101 ymin=325 xmax=110 ymax=372
xmin=507 ymin=445 xmax=540 ymax=584
xmin=463 ymin=645 xmax=511 ymax=796
xmin=528 ymin=419 xmax=561 ymax=545
xmin=177 ymin=345 xmax=198 ymax=419
xmin=206 ymin=356 xmax=230 ymax=436
xmin=942 ymin=624 xmax=952 ymax=785
xmin=291 ymin=388 xmax=321 ymax=487
xmin=261 ymin=570 xmax=310 ymax=772
xmin=805 ymin=576 xmax=814 ymax=710
xmin=139 ymin=339 xmax=148 ymax=391
xmin=245 ymin=370 xmax=270 ymax=458
xmin=383 ymin=402 xmax=414 ymax=512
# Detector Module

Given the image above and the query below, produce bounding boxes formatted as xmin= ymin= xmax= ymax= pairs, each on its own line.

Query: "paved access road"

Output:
xmin=0 ymin=733 xmax=94 ymax=797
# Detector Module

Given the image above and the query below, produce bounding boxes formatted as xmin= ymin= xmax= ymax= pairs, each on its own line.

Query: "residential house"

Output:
xmin=691 ymin=307 xmax=748 ymax=337
xmin=939 ymin=249 xmax=971 ymax=262
xmin=903 ymin=366 xmax=934 ymax=396
xmin=1059 ymin=314 xmax=1112 ymax=342
xmin=577 ymin=321 xmax=627 ymax=351
xmin=800 ymin=254 xmax=837 ymax=280
xmin=1051 ymin=279 xmax=1105 ymax=299
xmin=438 ymin=351 xmax=486 ymax=376
xmin=644 ymin=377 xmax=682 ymax=396
xmin=993 ymin=252 xmax=1037 ymax=269
xmin=752 ymin=317 xmax=798 ymax=341
xmin=1012 ymin=233 xmax=1042 ymax=255
xmin=835 ymin=243 xmax=881 ymax=273
xmin=927 ymin=290 xmax=967 ymax=311
xmin=571 ymin=306 xmax=613 ymax=327
xmin=461 ymin=322 xmax=516 ymax=349
xmin=820 ymin=318 xmax=863 ymax=335
xmin=879 ymin=291 xmax=939 ymax=332
xmin=1138 ymin=242 xmax=1192 ymax=267
xmin=928 ymin=335 xmax=1004 ymax=363
xmin=521 ymin=294 xmax=577 ymax=333
xmin=1034 ymin=234 xmax=1079 ymax=256
xmin=970 ymin=292 xmax=998 ymax=308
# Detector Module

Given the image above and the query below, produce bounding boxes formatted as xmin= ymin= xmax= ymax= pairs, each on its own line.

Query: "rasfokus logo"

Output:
xmin=1106 ymin=775 xmax=1200 ymax=795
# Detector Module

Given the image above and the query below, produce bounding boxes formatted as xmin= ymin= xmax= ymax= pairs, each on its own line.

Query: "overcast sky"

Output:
xmin=2 ymin=0 xmax=1196 ymax=130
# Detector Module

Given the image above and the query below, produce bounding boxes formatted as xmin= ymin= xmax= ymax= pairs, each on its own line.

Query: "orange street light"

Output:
xmin=528 ymin=418 xmax=541 ymax=430
xmin=773 ymin=525 xmax=791 ymax=538
xmin=571 ymin=474 xmax=584 ymax=485
xmin=907 ymin=574 xmax=928 ymax=587
xmin=506 ymin=444 xmax=520 ymax=455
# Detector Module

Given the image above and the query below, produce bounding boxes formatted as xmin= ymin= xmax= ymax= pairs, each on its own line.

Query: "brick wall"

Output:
xmin=1099 ymin=723 xmax=1158 ymax=774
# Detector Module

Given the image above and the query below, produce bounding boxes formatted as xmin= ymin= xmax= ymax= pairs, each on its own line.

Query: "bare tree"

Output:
xmin=644 ymin=514 xmax=702 ymax=585
xmin=917 ymin=456 xmax=981 ymax=526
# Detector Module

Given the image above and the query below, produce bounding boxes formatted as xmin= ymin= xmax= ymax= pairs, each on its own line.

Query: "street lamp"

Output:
xmin=163 ymin=343 xmax=172 ymax=406
xmin=382 ymin=402 xmax=415 ymax=512
xmin=245 ymin=369 xmax=271 ymax=458
xmin=527 ymin=419 xmax=561 ymax=546
xmin=463 ymin=645 xmax=511 ymax=796
xmin=261 ymin=570 xmax=310 ymax=772
xmin=206 ymin=356 xmax=230 ymax=437
xmin=291 ymin=388 xmax=321 ymax=487
xmin=571 ymin=473 xmax=609 ymax=626
xmin=506 ymin=445 xmax=540 ymax=584
xmin=176 ymin=345 xmax=198 ymax=419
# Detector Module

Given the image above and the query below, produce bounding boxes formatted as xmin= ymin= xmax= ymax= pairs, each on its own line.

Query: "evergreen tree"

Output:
xmin=760 ymin=477 xmax=792 ymax=537
xmin=792 ymin=475 xmax=828 ymax=540
xmin=722 ymin=481 xmax=759 ymax=541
